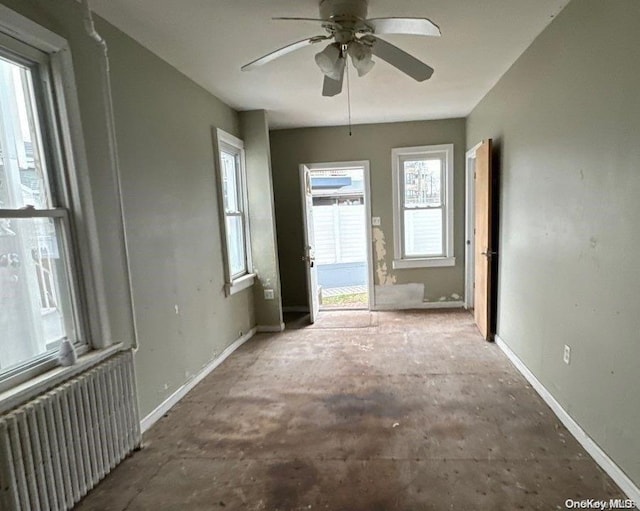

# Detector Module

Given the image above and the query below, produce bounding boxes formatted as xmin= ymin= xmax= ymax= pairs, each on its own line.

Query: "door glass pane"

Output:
xmin=225 ymin=215 xmax=246 ymax=277
xmin=404 ymin=208 xmax=443 ymax=257
xmin=221 ymin=151 xmax=239 ymax=212
xmin=403 ymin=158 xmax=441 ymax=208
xmin=0 ymin=56 xmax=51 ymax=210
xmin=0 ymin=217 xmax=74 ymax=373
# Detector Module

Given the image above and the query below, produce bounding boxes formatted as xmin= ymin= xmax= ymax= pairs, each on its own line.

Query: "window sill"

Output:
xmin=0 ymin=343 xmax=123 ymax=415
xmin=393 ymin=257 xmax=456 ymax=269
xmin=225 ymin=272 xmax=256 ymax=296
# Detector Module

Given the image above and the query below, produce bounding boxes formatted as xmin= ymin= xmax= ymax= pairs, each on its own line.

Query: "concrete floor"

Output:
xmin=76 ymin=310 xmax=625 ymax=510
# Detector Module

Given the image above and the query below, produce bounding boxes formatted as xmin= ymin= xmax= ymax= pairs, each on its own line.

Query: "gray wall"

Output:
xmin=467 ymin=0 xmax=640 ymax=485
xmin=99 ymin=19 xmax=259 ymax=417
xmin=270 ymin=119 xmax=466 ymax=308
xmin=240 ymin=110 xmax=284 ymax=330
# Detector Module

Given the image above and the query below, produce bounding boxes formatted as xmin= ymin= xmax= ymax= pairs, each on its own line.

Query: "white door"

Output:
xmin=300 ymin=166 xmax=320 ymax=323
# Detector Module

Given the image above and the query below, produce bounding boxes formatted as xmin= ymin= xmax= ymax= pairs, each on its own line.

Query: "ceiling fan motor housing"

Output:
xmin=319 ymin=0 xmax=369 ymax=22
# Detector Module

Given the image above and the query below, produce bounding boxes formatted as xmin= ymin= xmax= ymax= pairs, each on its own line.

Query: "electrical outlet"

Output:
xmin=264 ymin=289 xmax=275 ymax=300
xmin=372 ymin=217 xmax=381 ymax=226
xmin=563 ymin=345 xmax=571 ymax=365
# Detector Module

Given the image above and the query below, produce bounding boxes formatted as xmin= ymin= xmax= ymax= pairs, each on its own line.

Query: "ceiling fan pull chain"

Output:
xmin=346 ymin=56 xmax=352 ymax=136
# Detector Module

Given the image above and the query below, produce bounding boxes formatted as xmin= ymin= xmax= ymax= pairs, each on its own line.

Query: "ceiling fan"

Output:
xmin=241 ymin=0 xmax=441 ymax=97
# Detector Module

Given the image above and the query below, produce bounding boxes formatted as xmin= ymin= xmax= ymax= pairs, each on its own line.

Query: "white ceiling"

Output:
xmin=89 ymin=0 xmax=569 ymax=129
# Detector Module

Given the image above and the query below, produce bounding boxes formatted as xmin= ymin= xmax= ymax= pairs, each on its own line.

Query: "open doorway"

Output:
xmin=300 ymin=161 xmax=373 ymax=316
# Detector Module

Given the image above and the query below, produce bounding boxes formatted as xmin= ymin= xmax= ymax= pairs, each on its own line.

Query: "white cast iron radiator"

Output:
xmin=0 ymin=350 xmax=141 ymax=511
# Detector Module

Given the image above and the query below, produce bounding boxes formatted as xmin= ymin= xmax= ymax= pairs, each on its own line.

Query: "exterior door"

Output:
xmin=300 ymin=166 xmax=320 ymax=323
xmin=473 ymin=139 xmax=494 ymax=340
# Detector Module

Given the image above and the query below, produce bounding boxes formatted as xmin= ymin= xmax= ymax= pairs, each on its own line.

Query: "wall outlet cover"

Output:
xmin=264 ymin=289 xmax=275 ymax=300
xmin=372 ymin=217 xmax=381 ymax=226
xmin=563 ymin=345 xmax=571 ymax=365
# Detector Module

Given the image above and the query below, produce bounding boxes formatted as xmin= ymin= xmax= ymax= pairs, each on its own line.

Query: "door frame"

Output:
xmin=299 ymin=164 xmax=320 ymax=321
xmin=299 ymin=160 xmax=374 ymax=310
xmin=464 ymin=142 xmax=482 ymax=310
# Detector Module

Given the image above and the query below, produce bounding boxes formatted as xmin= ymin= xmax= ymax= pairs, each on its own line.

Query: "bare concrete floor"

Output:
xmin=76 ymin=310 xmax=625 ymax=510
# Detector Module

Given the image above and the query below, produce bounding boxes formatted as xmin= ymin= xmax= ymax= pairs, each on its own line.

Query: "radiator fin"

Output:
xmin=0 ymin=351 xmax=141 ymax=511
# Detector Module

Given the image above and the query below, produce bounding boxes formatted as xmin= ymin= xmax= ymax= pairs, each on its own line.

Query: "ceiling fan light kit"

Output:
xmin=314 ymin=43 xmax=343 ymax=79
xmin=347 ymin=41 xmax=375 ymax=77
xmin=241 ymin=0 xmax=441 ymax=97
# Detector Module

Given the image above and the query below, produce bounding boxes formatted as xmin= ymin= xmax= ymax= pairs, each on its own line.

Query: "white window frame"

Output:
xmin=0 ymin=12 xmax=91 ymax=393
xmin=392 ymin=144 xmax=455 ymax=269
xmin=213 ymin=128 xmax=254 ymax=296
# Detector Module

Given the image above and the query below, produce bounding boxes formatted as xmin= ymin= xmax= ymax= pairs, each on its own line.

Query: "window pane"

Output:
xmin=0 ymin=56 xmax=51 ymax=210
xmin=225 ymin=215 xmax=246 ymax=277
xmin=403 ymin=158 xmax=442 ymax=208
xmin=404 ymin=208 xmax=443 ymax=257
xmin=221 ymin=151 xmax=239 ymax=212
xmin=0 ymin=216 xmax=74 ymax=373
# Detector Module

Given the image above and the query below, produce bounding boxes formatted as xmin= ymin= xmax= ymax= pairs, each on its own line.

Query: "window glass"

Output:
xmin=0 ymin=52 xmax=77 ymax=377
xmin=225 ymin=215 xmax=245 ymax=277
xmin=0 ymin=56 xmax=52 ymax=210
xmin=0 ymin=217 xmax=74 ymax=372
xmin=403 ymin=158 xmax=441 ymax=208
xmin=404 ymin=209 xmax=443 ymax=257
xmin=221 ymin=150 xmax=239 ymax=212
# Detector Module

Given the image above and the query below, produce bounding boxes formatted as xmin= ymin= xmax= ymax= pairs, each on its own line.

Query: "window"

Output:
xmin=392 ymin=144 xmax=455 ymax=268
xmin=214 ymin=129 xmax=254 ymax=295
xmin=0 ymin=32 xmax=87 ymax=390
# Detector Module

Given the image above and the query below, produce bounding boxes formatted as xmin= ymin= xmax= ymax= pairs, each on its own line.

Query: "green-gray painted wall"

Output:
xmin=467 ymin=0 xmax=640 ymax=485
xmin=97 ymin=19 xmax=256 ymax=417
xmin=240 ymin=110 xmax=284 ymax=329
xmin=270 ymin=119 xmax=466 ymax=309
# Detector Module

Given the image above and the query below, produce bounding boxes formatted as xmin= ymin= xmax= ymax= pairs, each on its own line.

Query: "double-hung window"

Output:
xmin=214 ymin=129 xmax=254 ymax=296
xmin=392 ymin=144 xmax=455 ymax=268
xmin=0 ymin=32 xmax=86 ymax=391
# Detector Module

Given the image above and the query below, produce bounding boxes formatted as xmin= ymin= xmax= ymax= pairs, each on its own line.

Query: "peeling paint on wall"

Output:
xmin=259 ymin=274 xmax=273 ymax=288
xmin=372 ymin=227 xmax=396 ymax=285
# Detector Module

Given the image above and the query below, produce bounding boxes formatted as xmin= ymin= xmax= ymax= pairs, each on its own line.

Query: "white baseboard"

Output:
xmin=372 ymin=301 xmax=465 ymax=311
xmin=140 ymin=327 xmax=257 ymax=433
xmin=257 ymin=323 xmax=285 ymax=333
xmin=283 ymin=306 xmax=309 ymax=313
xmin=495 ymin=335 xmax=640 ymax=504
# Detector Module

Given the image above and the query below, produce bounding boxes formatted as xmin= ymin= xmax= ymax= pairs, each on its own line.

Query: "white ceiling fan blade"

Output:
xmin=272 ymin=17 xmax=326 ymax=22
xmin=242 ymin=36 xmax=329 ymax=71
xmin=366 ymin=17 xmax=441 ymax=37
xmin=322 ymin=58 xmax=345 ymax=97
xmin=366 ymin=36 xmax=434 ymax=82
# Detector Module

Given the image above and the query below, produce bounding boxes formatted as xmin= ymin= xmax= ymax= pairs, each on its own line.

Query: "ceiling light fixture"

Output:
xmin=316 ymin=41 xmax=376 ymax=81
xmin=314 ymin=43 xmax=344 ymax=80
xmin=347 ymin=41 xmax=375 ymax=77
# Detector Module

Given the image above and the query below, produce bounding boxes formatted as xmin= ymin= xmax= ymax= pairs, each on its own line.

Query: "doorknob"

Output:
xmin=481 ymin=251 xmax=498 ymax=258
xmin=301 ymin=254 xmax=316 ymax=267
